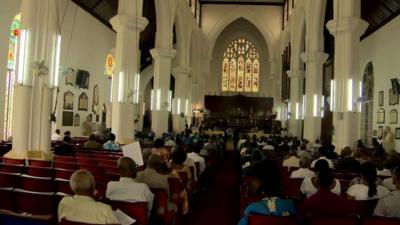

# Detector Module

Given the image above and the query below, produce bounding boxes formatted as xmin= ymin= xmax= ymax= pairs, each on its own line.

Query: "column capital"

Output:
xmin=173 ymin=66 xmax=191 ymax=77
xmin=326 ymin=17 xmax=369 ymax=37
xmin=300 ymin=51 xmax=329 ymax=64
xmin=150 ymin=48 xmax=176 ymax=59
xmin=287 ymin=70 xmax=305 ymax=79
xmin=110 ymin=14 xmax=148 ymax=33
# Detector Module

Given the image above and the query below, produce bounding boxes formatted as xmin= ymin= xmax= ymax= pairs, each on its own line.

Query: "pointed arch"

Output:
xmin=206 ymin=6 xmax=276 ymax=61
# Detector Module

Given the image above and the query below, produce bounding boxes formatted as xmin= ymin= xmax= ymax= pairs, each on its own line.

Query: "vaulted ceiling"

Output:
xmin=71 ymin=0 xmax=400 ymax=69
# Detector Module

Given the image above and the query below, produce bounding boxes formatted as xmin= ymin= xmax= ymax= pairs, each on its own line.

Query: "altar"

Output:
xmin=203 ymin=95 xmax=280 ymax=133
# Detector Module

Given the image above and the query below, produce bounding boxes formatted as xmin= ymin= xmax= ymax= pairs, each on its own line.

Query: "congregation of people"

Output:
xmin=47 ymin=128 xmax=226 ymax=224
xmin=237 ymin=134 xmax=400 ymax=225
xmin=3 ymin=127 xmax=400 ymax=225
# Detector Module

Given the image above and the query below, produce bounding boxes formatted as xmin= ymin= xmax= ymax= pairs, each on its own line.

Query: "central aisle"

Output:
xmin=183 ymin=152 xmax=240 ymax=225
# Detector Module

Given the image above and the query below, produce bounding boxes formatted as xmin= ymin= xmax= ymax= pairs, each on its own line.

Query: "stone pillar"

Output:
xmin=173 ymin=66 xmax=191 ymax=132
xmin=288 ymin=70 xmax=304 ymax=137
xmin=326 ymin=0 xmax=368 ymax=151
xmin=109 ymin=0 xmax=148 ymax=144
xmin=150 ymin=48 xmax=176 ymax=137
xmin=6 ymin=0 xmax=58 ymax=160
xmin=301 ymin=51 xmax=329 ymax=142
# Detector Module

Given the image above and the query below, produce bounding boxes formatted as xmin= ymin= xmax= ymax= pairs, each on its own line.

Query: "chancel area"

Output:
xmin=0 ymin=0 xmax=400 ymax=224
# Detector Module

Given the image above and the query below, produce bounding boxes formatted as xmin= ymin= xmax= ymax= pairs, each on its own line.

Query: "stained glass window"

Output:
xmin=3 ymin=13 xmax=21 ymax=140
xmin=222 ymin=38 xmax=260 ymax=93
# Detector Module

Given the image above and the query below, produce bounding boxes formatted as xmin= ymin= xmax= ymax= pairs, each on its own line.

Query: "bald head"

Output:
xmin=70 ymin=170 xmax=95 ymax=196
xmin=117 ymin=157 xmax=137 ymax=178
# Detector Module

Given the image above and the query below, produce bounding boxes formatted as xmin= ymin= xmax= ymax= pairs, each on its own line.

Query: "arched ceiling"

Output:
xmin=213 ymin=17 xmax=269 ymax=60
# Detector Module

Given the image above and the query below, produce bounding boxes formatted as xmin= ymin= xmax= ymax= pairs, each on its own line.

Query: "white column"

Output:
xmin=301 ymin=51 xmax=329 ymax=142
xmin=109 ymin=0 xmax=148 ymax=144
xmin=172 ymin=66 xmax=191 ymax=132
xmin=288 ymin=70 xmax=304 ymax=137
xmin=6 ymin=0 xmax=57 ymax=160
xmin=326 ymin=0 xmax=368 ymax=151
xmin=150 ymin=48 xmax=176 ymax=137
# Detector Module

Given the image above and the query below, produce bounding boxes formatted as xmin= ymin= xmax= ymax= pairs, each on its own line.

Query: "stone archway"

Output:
xmin=361 ymin=62 xmax=374 ymax=146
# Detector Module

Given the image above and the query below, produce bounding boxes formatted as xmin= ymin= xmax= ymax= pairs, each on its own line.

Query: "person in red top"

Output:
xmin=151 ymin=138 xmax=170 ymax=163
xmin=301 ymin=163 xmax=351 ymax=217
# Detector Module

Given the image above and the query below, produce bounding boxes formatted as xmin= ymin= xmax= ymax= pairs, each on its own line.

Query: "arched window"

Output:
xmin=222 ymin=37 xmax=260 ymax=93
xmin=3 ymin=13 xmax=21 ymax=140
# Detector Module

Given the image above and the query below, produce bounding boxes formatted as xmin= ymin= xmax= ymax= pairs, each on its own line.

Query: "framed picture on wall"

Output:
xmin=63 ymin=91 xmax=74 ymax=110
xmin=378 ymin=126 xmax=383 ymax=140
xmin=396 ymin=128 xmax=400 ymax=139
xmin=379 ymin=91 xmax=384 ymax=106
xmin=62 ymin=111 xmax=74 ymax=126
xmin=389 ymin=89 xmax=399 ymax=105
xmin=389 ymin=109 xmax=398 ymax=124
xmin=377 ymin=108 xmax=385 ymax=124
xmin=73 ymin=113 xmax=80 ymax=127
xmin=78 ymin=93 xmax=88 ymax=111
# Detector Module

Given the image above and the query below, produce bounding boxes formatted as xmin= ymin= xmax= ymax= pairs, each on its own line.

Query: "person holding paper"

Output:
xmin=106 ymin=157 xmax=154 ymax=211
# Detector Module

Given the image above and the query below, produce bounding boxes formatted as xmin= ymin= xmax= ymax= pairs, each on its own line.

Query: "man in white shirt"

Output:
xmin=291 ymin=157 xmax=314 ymax=178
xmin=374 ymin=165 xmax=400 ymax=218
xmin=311 ymin=148 xmax=334 ymax=169
xmin=106 ymin=157 xmax=154 ymax=211
xmin=187 ymin=149 xmax=206 ymax=174
xmin=282 ymin=150 xmax=300 ymax=168
xmin=58 ymin=170 xmax=120 ymax=224
xmin=51 ymin=129 xmax=62 ymax=141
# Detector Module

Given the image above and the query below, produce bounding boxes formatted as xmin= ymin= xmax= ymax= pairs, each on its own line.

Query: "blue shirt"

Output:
xmin=238 ymin=197 xmax=296 ymax=225
xmin=103 ymin=141 xmax=120 ymax=151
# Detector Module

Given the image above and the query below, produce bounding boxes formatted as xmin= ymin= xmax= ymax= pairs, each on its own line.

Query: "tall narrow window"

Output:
xmin=221 ymin=37 xmax=260 ymax=93
xmin=3 ymin=13 xmax=21 ymax=140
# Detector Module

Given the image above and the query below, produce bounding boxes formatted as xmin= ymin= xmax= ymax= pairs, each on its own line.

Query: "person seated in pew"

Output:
xmin=51 ymin=129 xmax=62 ymax=141
xmin=301 ymin=159 xmax=341 ymax=198
xmin=301 ymin=164 xmax=352 ymax=216
xmin=58 ymin=170 xmax=120 ymax=224
xmin=151 ymin=138 xmax=170 ymax=163
xmin=103 ymin=133 xmax=120 ymax=151
xmin=136 ymin=155 xmax=177 ymax=213
xmin=54 ymin=136 xmax=75 ymax=156
xmin=337 ymin=146 xmax=361 ymax=173
xmin=84 ymin=133 xmax=101 ymax=150
xmin=374 ymin=163 xmax=400 ymax=218
xmin=297 ymin=144 xmax=312 ymax=160
xmin=282 ymin=148 xmax=300 ymax=169
xmin=347 ymin=162 xmax=390 ymax=201
xmin=355 ymin=147 xmax=371 ymax=165
xmin=310 ymin=148 xmax=335 ymax=169
xmin=187 ymin=141 xmax=206 ymax=174
xmin=290 ymin=157 xmax=314 ymax=179
xmin=170 ymin=146 xmax=192 ymax=183
xmin=106 ymin=157 xmax=154 ymax=211
xmin=238 ymin=165 xmax=296 ymax=225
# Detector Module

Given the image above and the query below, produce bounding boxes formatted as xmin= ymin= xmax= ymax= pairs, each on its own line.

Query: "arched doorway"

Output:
xmin=361 ymin=62 xmax=374 ymax=146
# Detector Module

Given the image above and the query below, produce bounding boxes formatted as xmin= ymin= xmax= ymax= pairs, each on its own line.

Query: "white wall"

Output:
xmin=0 ymin=1 xmax=116 ymax=139
xmin=0 ymin=0 xmax=22 ymax=140
xmin=360 ymin=15 xmax=400 ymax=152
xmin=201 ymin=4 xmax=282 ymax=43
xmin=55 ymin=2 xmax=115 ymax=137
